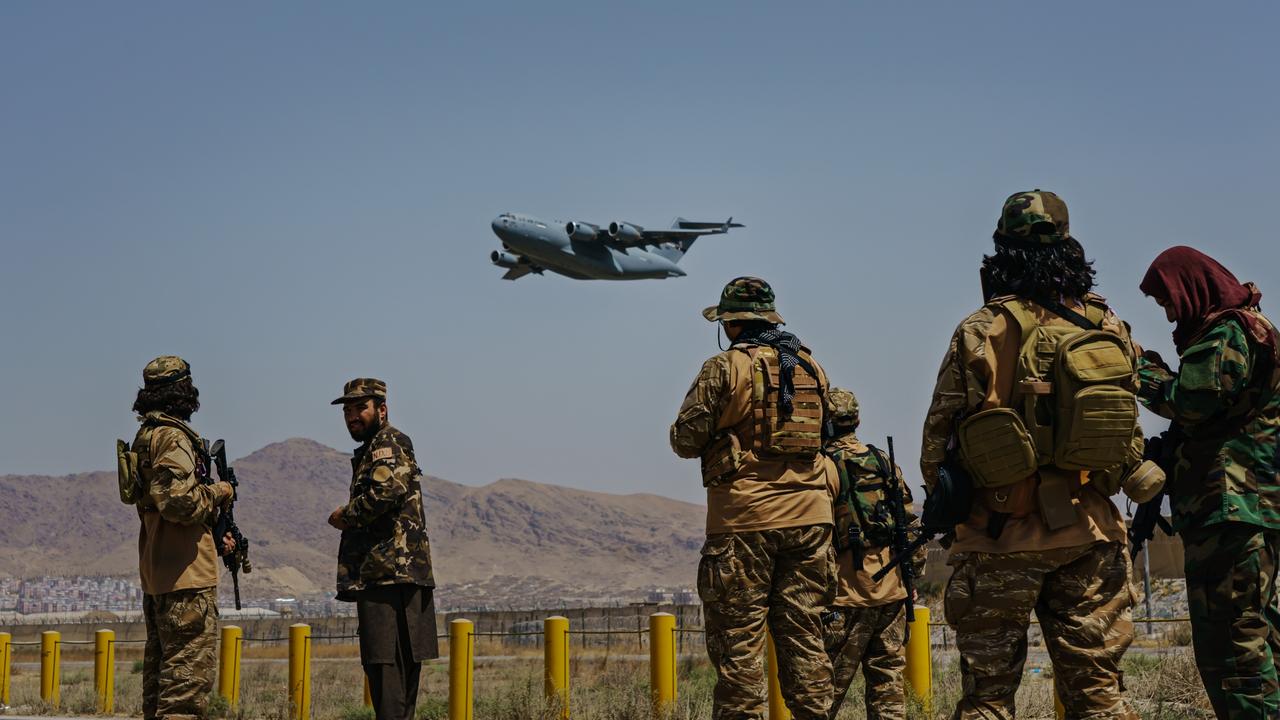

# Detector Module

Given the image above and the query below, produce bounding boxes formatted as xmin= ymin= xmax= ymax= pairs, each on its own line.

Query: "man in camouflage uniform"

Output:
xmin=921 ymin=192 xmax=1149 ymax=720
xmin=128 ymin=356 xmax=235 ymax=720
xmin=1138 ymin=247 xmax=1280 ymax=719
xmin=822 ymin=388 xmax=925 ymax=720
xmin=327 ymin=378 xmax=438 ymax=720
xmin=670 ymin=277 xmax=836 ymax=720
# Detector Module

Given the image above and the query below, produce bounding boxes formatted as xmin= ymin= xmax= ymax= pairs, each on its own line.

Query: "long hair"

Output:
xmin=132 ymin=377 xmax=200 ymax=420
xmin=979 ymin=237 xmax=1097 ymax=303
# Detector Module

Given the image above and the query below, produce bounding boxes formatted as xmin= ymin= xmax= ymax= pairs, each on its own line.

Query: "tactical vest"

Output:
xmin=830 ymin=443 xmax=896 ymax=554
xmin=958 ymin=297 xmax=1139 ymax=489
xmin=117 ymin=414 xmax=207 ymax=507
xmin=701 ymin=344 xmax=825 ymax=487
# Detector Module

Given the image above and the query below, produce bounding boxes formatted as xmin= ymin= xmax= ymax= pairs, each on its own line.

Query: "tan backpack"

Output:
xmin=958 ymin=297 xmax=1139 ymax=489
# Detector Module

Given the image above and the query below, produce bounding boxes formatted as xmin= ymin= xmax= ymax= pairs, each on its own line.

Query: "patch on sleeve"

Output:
xmin=372 ymin=447 xmax=395 ymax=461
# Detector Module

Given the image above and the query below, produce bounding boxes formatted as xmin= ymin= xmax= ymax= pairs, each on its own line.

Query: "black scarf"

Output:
xmin=734 ymin=325 xmax=806 ymax=414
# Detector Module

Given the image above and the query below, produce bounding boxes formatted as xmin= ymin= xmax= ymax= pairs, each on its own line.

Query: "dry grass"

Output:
xmin=1 ymin=645 xmax=1214 ymax=719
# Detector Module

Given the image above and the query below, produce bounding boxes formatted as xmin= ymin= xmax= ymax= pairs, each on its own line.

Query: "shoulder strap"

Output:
xmin=1041 ymin=298 xmax=1099 ymax=331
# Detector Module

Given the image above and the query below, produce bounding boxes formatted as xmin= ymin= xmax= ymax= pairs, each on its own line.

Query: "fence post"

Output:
xmin=449 ymin=619 xmax=474 ymax=720
xmin=95 ymin=629 xmax=115 ymax=713
xmin=649 ymin=612 xmax=676 ymax=717
xmin=219 ymin=625 xmax=242 ymax=709
xmin=765 ymin=631 xmax=791 ymax=720
xmin=0 ymin=631 xmax=10 ymax=708
xmin=40 ymin=630 xmax=60 ymax=707
xmin=288 ymin=623 xmax=311 ymax=720
xmin=905 ymin=607 xmax=932 ymax=714
xmin=544 ymin=616 xmax=569 ymax=718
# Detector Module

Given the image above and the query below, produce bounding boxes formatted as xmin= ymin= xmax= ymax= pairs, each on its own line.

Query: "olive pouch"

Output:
xmin=958 ymin=408 xmax=1039 ymax=488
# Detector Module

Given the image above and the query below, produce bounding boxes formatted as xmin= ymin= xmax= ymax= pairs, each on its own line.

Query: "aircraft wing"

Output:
xmin=501 ymin=266 xmax=534 ymax=281
xmin=608 ymin=218 xmax=744 ymax=248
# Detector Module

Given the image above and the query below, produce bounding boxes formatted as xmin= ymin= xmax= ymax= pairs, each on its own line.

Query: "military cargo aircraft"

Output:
xmin=488 ymin=213 xmax=743 ymax=280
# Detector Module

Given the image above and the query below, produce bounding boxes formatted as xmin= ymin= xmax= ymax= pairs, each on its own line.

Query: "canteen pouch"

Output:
xmin=702 ymin=432 xmax=745 ymax=487
xmin=1053 ymin=331 xmax=1139 ymax=471
xmin=116 ymin=439 xmax=142 ymax=505
xmin=958 ymin=408 xmax=1038 ymax=488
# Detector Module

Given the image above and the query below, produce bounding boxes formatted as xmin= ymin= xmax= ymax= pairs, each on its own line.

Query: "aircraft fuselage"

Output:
xmin=490 ymin=214 xmax=685 ymax=280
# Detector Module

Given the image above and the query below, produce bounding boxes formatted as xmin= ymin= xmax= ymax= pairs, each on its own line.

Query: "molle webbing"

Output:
xmin=741 ymin=345 xmax=824 ymax=457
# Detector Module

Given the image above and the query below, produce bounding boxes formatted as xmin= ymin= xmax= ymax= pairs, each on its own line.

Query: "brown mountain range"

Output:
xmin=0 ymin=438 xmax=705 ymax=607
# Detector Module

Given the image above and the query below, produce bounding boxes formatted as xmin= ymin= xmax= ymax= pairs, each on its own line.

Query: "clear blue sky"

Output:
xmin=2 ymin=2 xmax=1277 ymax=504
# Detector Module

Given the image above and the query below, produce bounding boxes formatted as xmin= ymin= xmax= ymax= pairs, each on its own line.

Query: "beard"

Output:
xmin=347 ymin=414 xmax=383 ymax=443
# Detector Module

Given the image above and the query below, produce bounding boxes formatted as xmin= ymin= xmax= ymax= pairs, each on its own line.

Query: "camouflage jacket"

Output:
xmin=133 ymin=412 xmax=227 ymax=594
xmin=1138 ymin=314 xmax=1280 ymax=532
xmin=336 ymin=423 xmax=435 ymax=600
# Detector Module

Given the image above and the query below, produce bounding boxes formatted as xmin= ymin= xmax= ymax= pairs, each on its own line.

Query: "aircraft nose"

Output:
xmin=670 ymin=267 xmax=687 ymax=278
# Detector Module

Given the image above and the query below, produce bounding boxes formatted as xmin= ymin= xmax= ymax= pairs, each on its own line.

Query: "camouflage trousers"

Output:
xmin=944 ymin=541 xmax=1136 ymax=720
xmin=143 ymin=587 xmax=219 ymax=720
xmin=822 ymin=601 xmax=907 ymax=720
xmin=699 ymin=524 xmax=836 ymax=720
xmin=1183 ymin=524 xmax=1280 ymax=719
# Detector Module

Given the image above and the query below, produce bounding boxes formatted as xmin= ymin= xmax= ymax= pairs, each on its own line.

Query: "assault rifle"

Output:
xmin=207 ymin=440 xmax=252 ymax=610
xmin=871 ymin=437 xmax=919 ymax=641
xmin=874 ymin=436 xmax=975 ymax=603
xmin=1128 ymin=427 xmax=1180 ymax=561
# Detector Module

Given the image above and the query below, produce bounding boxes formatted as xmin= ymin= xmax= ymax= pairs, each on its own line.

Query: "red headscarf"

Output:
xmin=1140 ymin=246 xmax=1267 ymax=353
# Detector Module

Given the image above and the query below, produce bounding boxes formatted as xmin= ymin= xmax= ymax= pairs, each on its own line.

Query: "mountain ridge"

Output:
xmin=0 ymin=438 xmax=706 ymax=606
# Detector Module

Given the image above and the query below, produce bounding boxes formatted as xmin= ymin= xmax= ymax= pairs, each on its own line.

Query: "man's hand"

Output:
xmin=216 ymin=481 xmax=236 ymax=507
xmin=221 ymin=532 xmax=237 ymax=555
xmin=328 ymin=505 xmax=350 ymax=530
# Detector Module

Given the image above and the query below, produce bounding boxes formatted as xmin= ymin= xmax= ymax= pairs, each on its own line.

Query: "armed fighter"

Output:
xmin=488 ymin=214 xmax=743 ymax=280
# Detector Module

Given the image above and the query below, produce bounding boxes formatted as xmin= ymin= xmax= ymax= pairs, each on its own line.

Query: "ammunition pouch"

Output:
xmin=701 ymin=433 xmax=745 ymax=488
xmin=116 ymin=439 xmax=142 ymax=505
xmin=958 ymin=408 xmax=1038 ymax=488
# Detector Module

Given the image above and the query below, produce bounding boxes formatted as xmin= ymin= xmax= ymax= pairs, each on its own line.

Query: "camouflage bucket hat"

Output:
xmin=143 ymin=356 xmax=191 ymax=388
xmin=825 ymin=387 xmax=859 ymax=428
xmin=701 ymin=276 xmax=785 ymax=324
xmin=993 ymin=189 xmax=1071 ymax=246
xmin=331 ymin=377 xmax=388 ymax=405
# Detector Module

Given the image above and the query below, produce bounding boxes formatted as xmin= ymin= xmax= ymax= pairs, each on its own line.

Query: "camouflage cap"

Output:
xmin=826 ymin=387 xmax=859 ymax=428
xmin=701 ymin=276 xmax=785 ymax=324
xmin=142 ymin=356 xmax=191 ymax=388
xmin=994 ymin=189 xmax=1071 ymax=246
xmin=331 ymin=378 xmax=388 ymax=405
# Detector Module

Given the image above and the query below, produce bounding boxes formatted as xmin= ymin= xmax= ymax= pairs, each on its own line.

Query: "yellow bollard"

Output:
xmin=448 ymin=619 xmax=474 ymax=720
xmin=0 ymin=631 xmax=11 ymax=707
xmin=288 ymin=624 xmax=311 ymax=720
xmin=544 ymin=616 xmax=569 ymax=718
xmin=363 ymin=674 xmax=372 ymax=708
xmin=766 ymin=631 xmax=791 ymax=720
xmin=218 ymin=625 xmax=242 ymax=709
xmin=905 ymin=606 xmax=932 ymax=715
xmin=40 ymin=630 xmax=60 ymax=707
xmin=95 ymin=629 xmax=115 ymax=713
xmin=649 ymin=612 xmax=676 ymax=717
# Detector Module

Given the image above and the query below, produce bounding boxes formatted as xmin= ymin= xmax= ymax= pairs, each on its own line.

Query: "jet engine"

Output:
xmin=490 ymin=250 xmax=522 ymax=269
xmin=608 ymin=222 xmax=643 ymax=243
xmin=565 ymin=221 xmax=599 ymax=242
